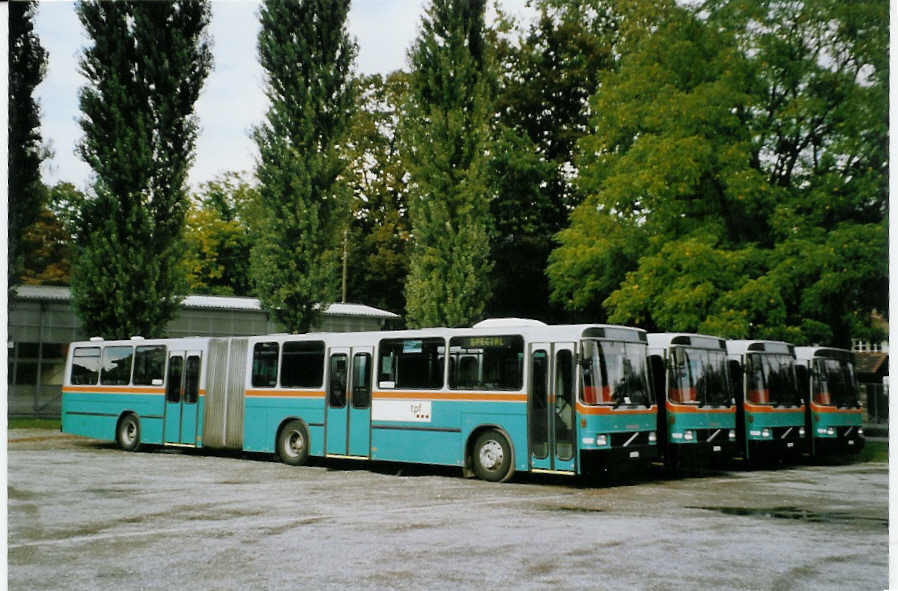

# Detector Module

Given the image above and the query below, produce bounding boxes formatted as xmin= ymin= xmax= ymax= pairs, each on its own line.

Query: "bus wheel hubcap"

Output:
xmin=287 ymin=431 xmax=304 ymax=456
xmin=124 ymin=423 xmax=135 ymax=443
xmin=480 ymin=440 xmax=503 ymax=470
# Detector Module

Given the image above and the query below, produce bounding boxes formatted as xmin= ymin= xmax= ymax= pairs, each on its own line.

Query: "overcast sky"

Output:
xmin=34 ymin=1 xmax=536 ymax=193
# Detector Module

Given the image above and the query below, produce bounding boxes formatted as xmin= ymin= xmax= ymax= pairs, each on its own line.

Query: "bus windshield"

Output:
xmin=580 ymin=340 xmax=652 ymax=407
xmin=668 ymin=348 xmax=732 ymax=407
xmin=746 ymin=353 xmax=800 ymax=407
xmin=814 ymin=358 xmax=859 ymax=408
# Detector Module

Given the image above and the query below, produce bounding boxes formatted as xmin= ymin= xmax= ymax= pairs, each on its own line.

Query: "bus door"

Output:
xmin=164 ymin=350 xmax=202 ymax=445
xmin=327 ymin=346 xmax=374 ymax=458
xmin=347 ymin=347 xmax=373 ymax=457
xmin=529 ymin=342 xmax=577 ymax=473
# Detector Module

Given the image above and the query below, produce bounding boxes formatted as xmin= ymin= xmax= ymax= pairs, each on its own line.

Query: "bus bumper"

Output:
xmin=813 ymin=432 xmax=865 ymax=455
xmin=580 ymin=443 xmax=659 ymax=471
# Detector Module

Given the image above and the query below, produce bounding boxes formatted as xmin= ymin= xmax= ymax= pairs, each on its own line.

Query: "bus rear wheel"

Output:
xmin=472 ymin=429 xmax=512 ymax=482
xmin=278 ymin=420 xmax=310 ymax=466
xmin=116 ymin=414 xmax=141 ymax=452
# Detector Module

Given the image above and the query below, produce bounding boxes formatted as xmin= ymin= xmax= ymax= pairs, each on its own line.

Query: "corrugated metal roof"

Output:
xmin=12 ymin=285 xmax=399 ymax=319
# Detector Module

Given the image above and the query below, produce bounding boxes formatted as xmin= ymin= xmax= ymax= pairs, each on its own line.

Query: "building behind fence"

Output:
xmin=8 ymin=285 xmax=400 ymax=418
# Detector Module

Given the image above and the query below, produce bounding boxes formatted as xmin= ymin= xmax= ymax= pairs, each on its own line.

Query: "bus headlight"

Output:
xmin=648 ymin=431 xmax=657 ymax=443
xmin=684 ymin=430 xmax=695 ymax=441
xmin=596 ymin=434 xmax=608 ymax=447
xmin=761 ymin=428 xmax=771 ymax=438
xmin=857 ymin=428 xmax=864 ymax=437
xmin=728 ymin=430 xmax=736 ymax=441
xmin=799 ymin=427 xmax=806 ymax=438
xmin=826 ymin=427 xmax=835 ymax=436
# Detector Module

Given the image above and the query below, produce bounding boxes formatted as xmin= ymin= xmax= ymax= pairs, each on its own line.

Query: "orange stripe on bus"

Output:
xmin=810 ymin=402 xmax=862 ymax=414
xmin=665 ymin=402 xmax=736 ymax=414
xmin=744 ymin=403 xmax=805 ymax=413
xmin=244 ymin=389 xmax=325 ymax=398
xmin=63 ymin=386 xmax=164 ymax=395
xmin=576 ymin=403 xmax=657 ymax=415
xmin=373 ymin=391 xmax=527 ymax=403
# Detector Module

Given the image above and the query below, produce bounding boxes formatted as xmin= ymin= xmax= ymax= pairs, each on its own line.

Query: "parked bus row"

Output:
xmin=61 ymin=319 xmax=865 ymax=482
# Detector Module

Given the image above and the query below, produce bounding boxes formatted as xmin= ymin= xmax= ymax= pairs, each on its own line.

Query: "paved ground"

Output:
xmin=8 ymin=430 xmax=888 ymax=590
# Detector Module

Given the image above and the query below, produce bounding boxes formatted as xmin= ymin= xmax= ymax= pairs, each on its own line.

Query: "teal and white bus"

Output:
xmin=794 ymin=346 xmax=864 ymax=456
xmin=61 ymin=321 xmax=657 ymax=481
xmin=726 ymin=340 xmax=806 ymax=464
xmin=648 ymin=333 xmax=738 ymax=472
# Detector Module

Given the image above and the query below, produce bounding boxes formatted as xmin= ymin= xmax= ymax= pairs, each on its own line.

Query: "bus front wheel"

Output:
xmin=277 ymin=420 xmax=310 ymax=466
xmin=116 ymin=414 xmax=141 ymax=452
xmin=472 ymin=429 xmax=512 ymax=482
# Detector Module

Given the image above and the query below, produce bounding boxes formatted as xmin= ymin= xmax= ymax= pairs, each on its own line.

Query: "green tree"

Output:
xmin=488 ymin=1 xmax=619 ymax=320
xmin=403 ymin=0 xmax=494 ymax=328
xmin=344 ymin=72 xmax=411 ymax=315
xmin=183 ymin=172 xmax=258 ymax=296
xmin=252 ymin=0 xmax=357 ymax=332
xmin=9 ymin=0 xmax=49 ymax=294
xmin=549 ymin=0 xmax=887 ymax=347
xmin=72 ymin=0 xmax=212 ymax=338
xmin=20 ymin=182 xmax=82 ymax=286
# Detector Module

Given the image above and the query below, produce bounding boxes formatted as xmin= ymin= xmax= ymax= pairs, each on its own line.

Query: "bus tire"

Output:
xmin=116 ymin=414 xmax=141 ymax=452
xmin=472 ymin=429 xmax=512 ymax=482
xmin=277 ymin=420 xmax=310 ymax=466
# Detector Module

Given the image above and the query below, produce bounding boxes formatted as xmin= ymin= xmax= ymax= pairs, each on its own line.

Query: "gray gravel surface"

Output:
xmin=8 ymin=429 xmax=888 ymax=590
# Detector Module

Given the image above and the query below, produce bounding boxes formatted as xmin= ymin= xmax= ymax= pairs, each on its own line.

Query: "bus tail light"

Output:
xmin=857 ymin=427 xmax=864 ymax=437
xmin=826 ymin=427 xmax=835 ymax=436
xmin=798 ymin=427 xmax=806 ymax=438
xmin=728 ymin=430 xmax=736 ymax=441
xmin=683 ymin=430 xmax=694 ymax=441
xmin=596 ymin=434 xmax=608 ymax=447
xmin=648 ymin=431 xmax=657 ymax=443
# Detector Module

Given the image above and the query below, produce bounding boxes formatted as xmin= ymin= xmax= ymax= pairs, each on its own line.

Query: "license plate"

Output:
xmin=713 ymin=445 xmax=721 ymax=452
xmin=629 ymin=451 xmax=640 ymax=458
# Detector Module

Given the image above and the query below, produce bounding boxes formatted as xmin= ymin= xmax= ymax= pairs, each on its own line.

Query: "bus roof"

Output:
xmin=794 ymin=346 xmax=851 ymax=362
xmin=726 ymin=339 xmax=795 ymax=357
xmin=68 ymin=336 xmax=214 ymax=350
xmin=245 ymin=323 xmax=648 ymax=347
xmin=647 ymin=333 xmax=727 ymax=350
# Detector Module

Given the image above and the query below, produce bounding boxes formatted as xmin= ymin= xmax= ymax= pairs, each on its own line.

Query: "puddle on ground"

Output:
xmin=538 ymin=504 xmax=605 ymax=514
xmin=689 ymin=505 xmax=887 ymax=528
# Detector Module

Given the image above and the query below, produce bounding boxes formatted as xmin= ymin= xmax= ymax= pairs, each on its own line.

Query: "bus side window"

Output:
xmin=185 ymin=355 xmax=201 ymax=403
xmin=378 ymin=349 xmax=396 ymax=388
xmin=281 ymin=341 xmax=325 ymax=388
xmin=133 ymin=345 xmax=166 ymax=386
xmin=71 ymin=347 xmax=101 ymax=385
xmin=100 ymin=346 xmax=134 ymax=386
xmin=352 ymin=353 xmax=371 ymax=409
xmin=252 ymin=342 xmax=279 ymax=387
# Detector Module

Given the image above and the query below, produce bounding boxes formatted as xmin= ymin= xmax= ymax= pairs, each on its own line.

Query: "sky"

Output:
xmin=34 ymin=0 xmax=536 ymax=193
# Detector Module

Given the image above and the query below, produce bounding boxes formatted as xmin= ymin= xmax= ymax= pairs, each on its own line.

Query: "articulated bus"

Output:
xmin=794 ymin=347 xmax=865 ymax=456
xmin=61 ymin=321 xmax=657 ymax=482
xmin=647 ymin=334 xmax=738 ymax=471
xmin=726 ymin=340 xmax=806 ymax=464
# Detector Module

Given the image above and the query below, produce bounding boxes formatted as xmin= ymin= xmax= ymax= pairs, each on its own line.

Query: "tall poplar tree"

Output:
xmin=72 ymin=0 xmax=212 ymax=338
xmin=403 ymin=0 xmax=494 ymax=328
xmin=252 ymin=0 xmax=357 ymax=332
xmin=9 ymin=0 xmax=49 ymax=294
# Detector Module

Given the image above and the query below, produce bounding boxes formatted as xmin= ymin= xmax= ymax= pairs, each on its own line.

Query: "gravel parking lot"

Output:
xmin=8 ymin=430 xmax=888 ymax=590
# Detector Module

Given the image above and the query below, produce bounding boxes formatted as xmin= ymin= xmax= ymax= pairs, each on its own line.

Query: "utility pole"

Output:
xmin=341 ymin=227 xmax=348 ymax=303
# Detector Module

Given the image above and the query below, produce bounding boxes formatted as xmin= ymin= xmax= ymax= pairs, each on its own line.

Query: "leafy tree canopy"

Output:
xmin=403 ymin=0 xmax=495 ymax=328
xmin=183 ymin=172 xmax=259 ymax=297
xmin=72 ymin=0 xmax=212 ymax=338
xmin=9 ymin=0 xmax=49 ymax=294
xmin=251 ymin=0 xmax=357 ymax=332
xmin=549 ymin=0 xmax=887 ymax=347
